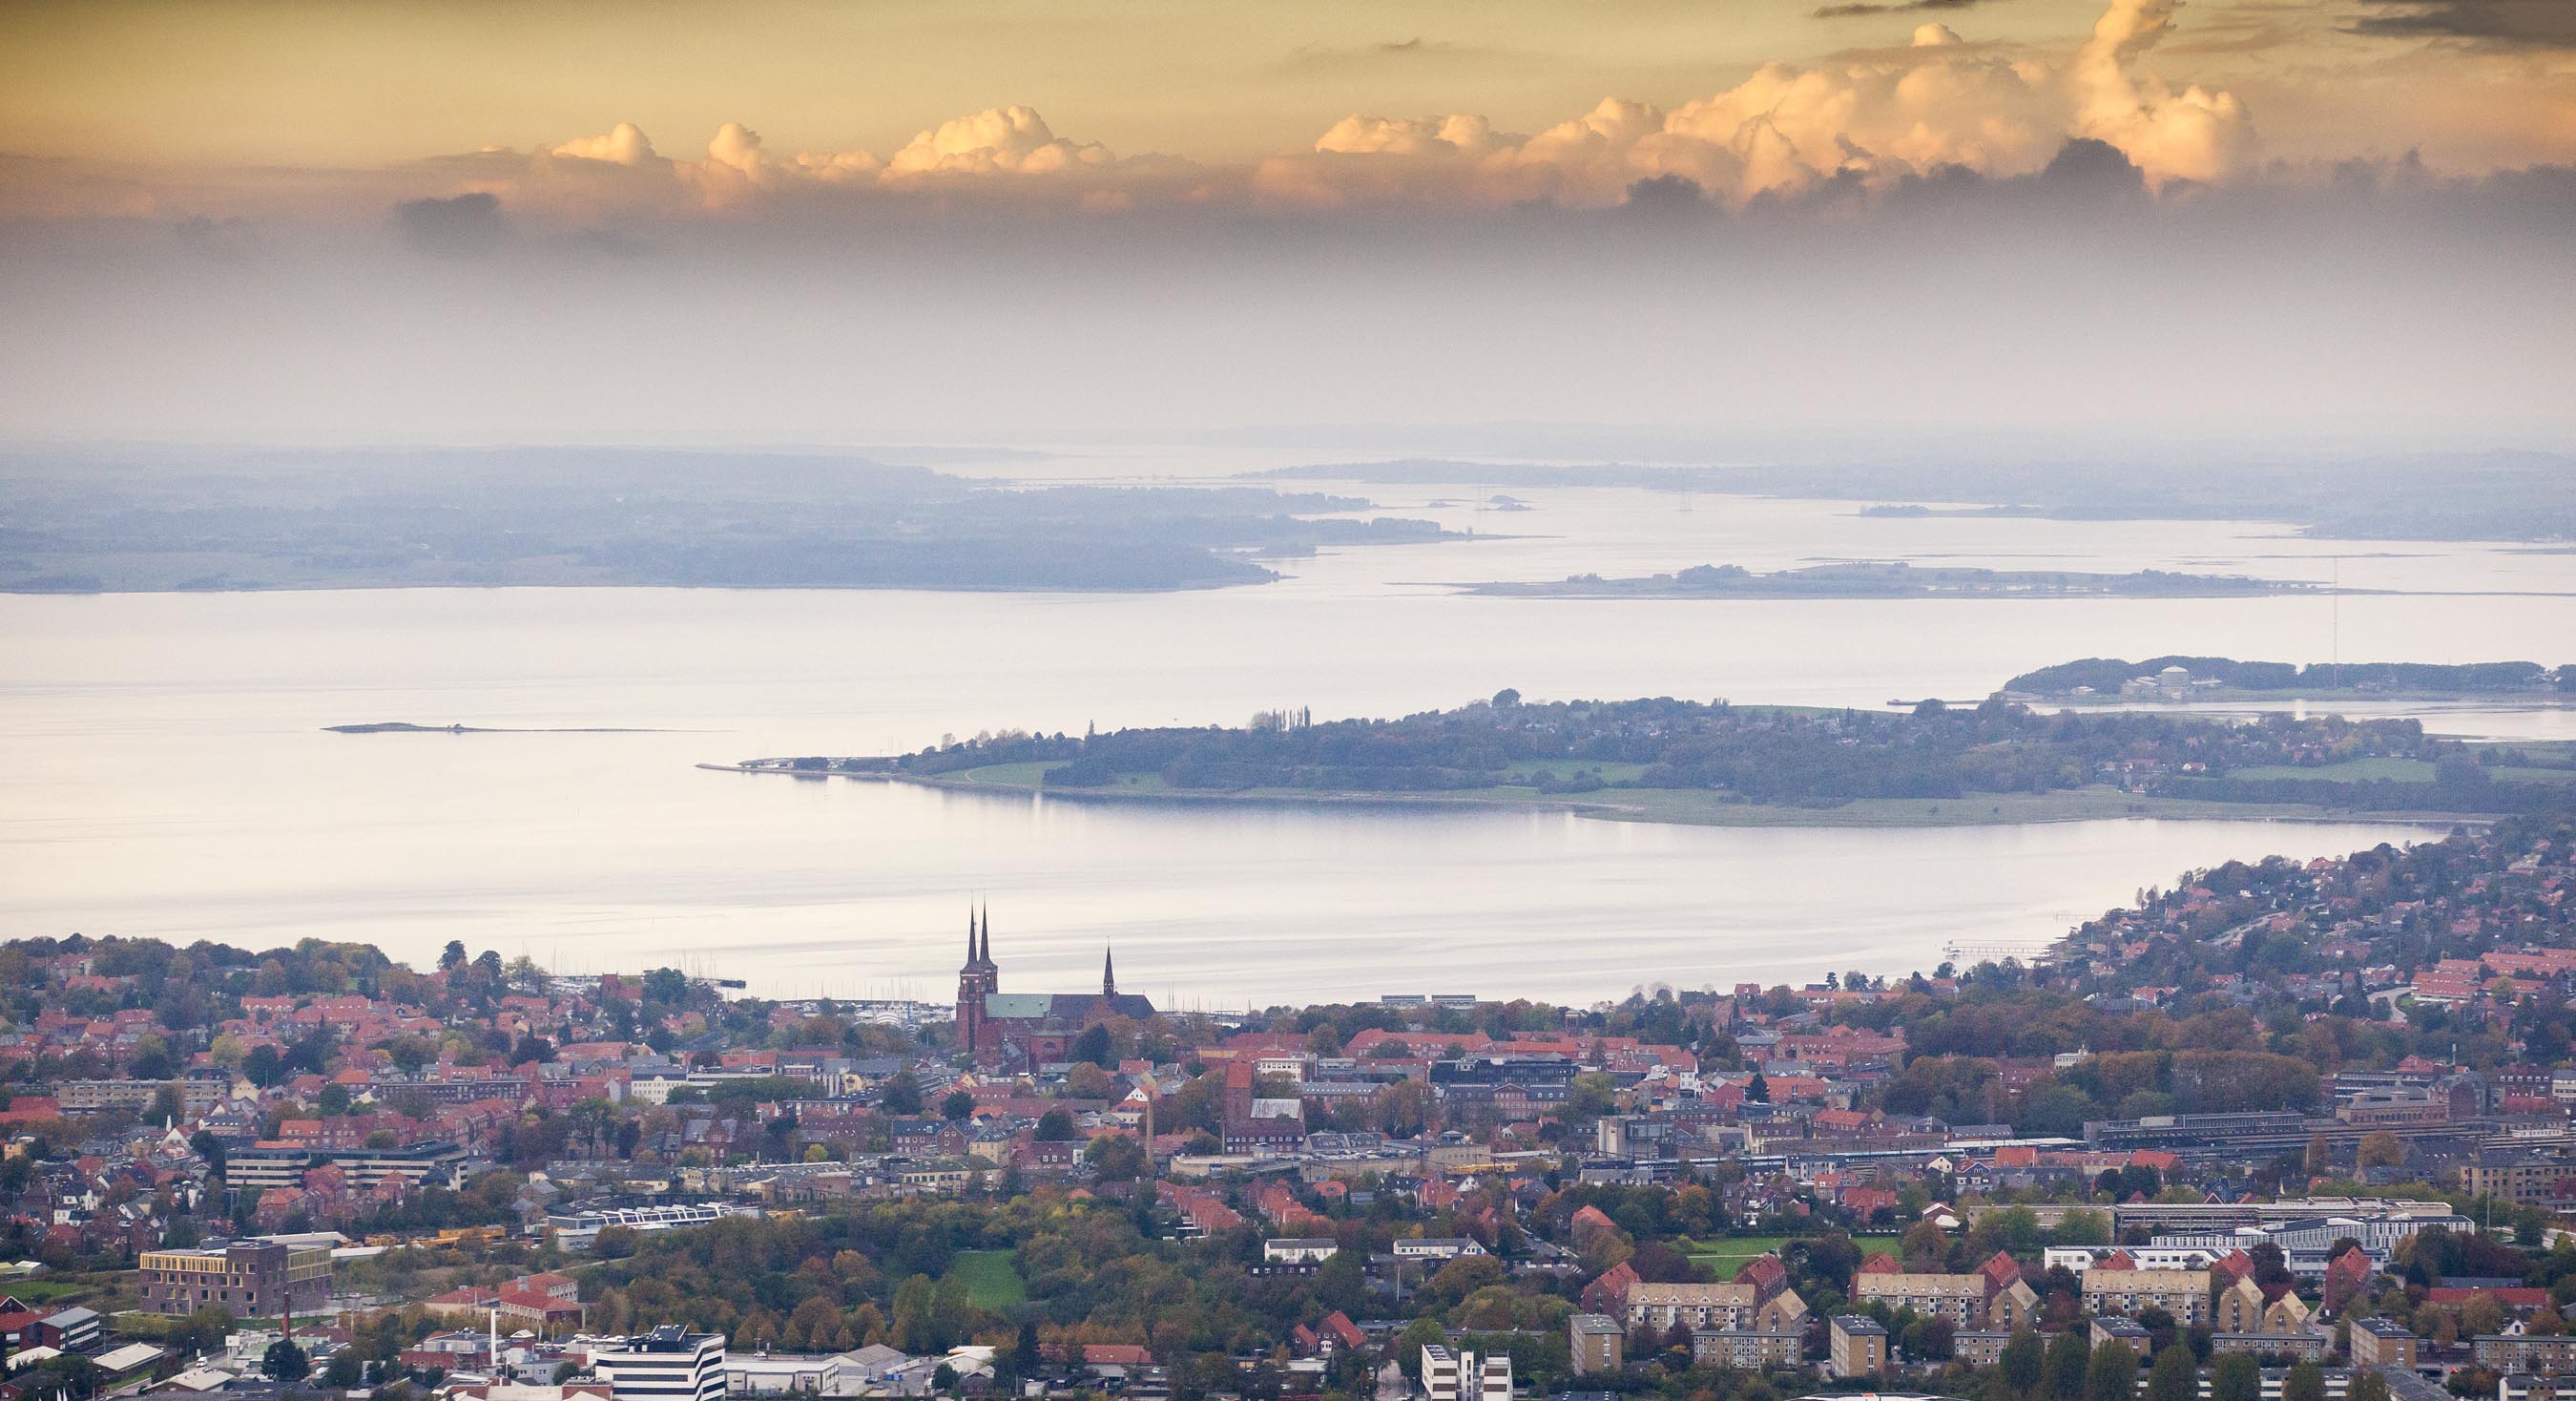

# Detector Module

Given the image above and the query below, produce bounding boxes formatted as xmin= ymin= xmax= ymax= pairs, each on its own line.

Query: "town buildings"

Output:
xmin=2349 ymin=1319 xmax=2420 ymax=1370
xmin=592 ymin=1327 xmax=728 ymax=1401
xmin=137 ymin=1237 xmax=334 ymax=1317
xmin=1828 ymin=1316 xmax=1888 ymax=1380
xmin=953 ymin=911 xmax=1154 ymax=1068
xmin=1569 ymin=1316 xmax=1622 ymax=1375
xmin=2082 ymin=1266 xmax=2214 ymax=1325
xmin=1420 ymin=1346 xmax=1510 ymax=1401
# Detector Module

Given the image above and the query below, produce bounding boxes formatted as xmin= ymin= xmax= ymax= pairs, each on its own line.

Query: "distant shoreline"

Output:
xmin=699 ymin=762 xmax=2480 ymax=831
xmin=328 ymin=721 xmax=675 ymax=734
xmin=1463 ymin=561 xmax=2318 ymax=600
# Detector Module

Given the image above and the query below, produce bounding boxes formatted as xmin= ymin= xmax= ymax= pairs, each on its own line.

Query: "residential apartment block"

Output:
xmin=137 ymin=1237 xmax=334 ymax=1317
xmin=2083 ymin=1267 xmax=2213 ymax=1325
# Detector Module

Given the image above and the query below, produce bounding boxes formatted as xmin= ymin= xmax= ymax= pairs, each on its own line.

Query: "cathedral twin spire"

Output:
xmin=961 ymin=906 xmax=1116 ymax=995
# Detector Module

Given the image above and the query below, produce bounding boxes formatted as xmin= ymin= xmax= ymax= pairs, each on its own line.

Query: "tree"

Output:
xmin=2358 ymin=1131 xmax=2406 ymax=1171
xmin=2046 ymin=1329 xmax=2091 ymax=1401
xmin=1085 ymin=1134 xmax=1148 ymax=1181
xmin=2211 ymin=1353 xmax=2260 ymax=1401
xmin=2086 ymin=1340 xmax=2136 ymax=1401
xmin=2282 ymin=1362 xmax=2326 ymax=1401
xmin=1746 ymin=1072 xmax=1771 ymax=1103
xmin=881 ymin=1072 xmax=924 ymax=1116
xmin=2147 ymin=1344 xmax=2196 ymax=1401
xmin=1035 ymin=1107 xmax=1077 ymax=1140
xmin=263 ymin=1338 xmax=311 ymax=1384
xmin=2349 ymin=1372 xmax=2392 ymax=1401
xmin=440 ymin=939 xmax=467 ymax=970
xmin=941 ymin=1090 xmax=975 ymax=1121
xmin=190 ymin=1129 xmax=227 ymax=1177
xmin=1397 ymin=1318 xmax=1447 ymax=1382
xmin=2001 ymin=1328 xmax=2046 ymax=1401
xmin=2461 ymin=1292 xmax=2505 ymax=1338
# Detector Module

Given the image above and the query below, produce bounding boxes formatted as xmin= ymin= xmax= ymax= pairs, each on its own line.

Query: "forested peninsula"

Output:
xmin=2004 ymin=657 xmax=2576 ymax=700
xmin=717 ymin=693 xmax=2576 ymax=827
xmin=0 ymin=448 xmax=1449 ymax=594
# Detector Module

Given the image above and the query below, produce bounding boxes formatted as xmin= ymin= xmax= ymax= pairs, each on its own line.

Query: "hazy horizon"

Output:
xmin=7 ymin=0 xmax=2573 ymax=450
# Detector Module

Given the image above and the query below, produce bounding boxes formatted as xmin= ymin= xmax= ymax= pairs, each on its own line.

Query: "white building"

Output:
xmin=1393 ymin=1238 xmax=1486 ymax=1261
xmin=548 ymin=1203 xmax=760 ymax=1252
xmin=1264 ymin=1238 xmax=1340 ymax=1264
xmin=1422 ymin=1346 xmax=1510 ymax=1401
xmin=2046 ymin=1246 xmax=2228 ymax=1274
xmin=593 ymin=1328 xmax=726 ymax=1401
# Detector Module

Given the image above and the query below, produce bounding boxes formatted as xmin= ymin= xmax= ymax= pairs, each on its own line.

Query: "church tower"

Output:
xmin=955 ymin=908 xmax=999 ymax=1056
xmin=1103 ymin=946 xmax=1117 ymax=997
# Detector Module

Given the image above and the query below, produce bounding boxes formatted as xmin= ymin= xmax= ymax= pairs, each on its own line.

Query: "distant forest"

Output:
xmin=1251 ymin=450 xmax=2576 ymax=541
xmin=0 ymin=448 xmax=1448 ymax=594
xmin=2005 ymin=657 xmax=2576 ymax=696
xmin=827 ymin=693 xmax=2576 ymax=815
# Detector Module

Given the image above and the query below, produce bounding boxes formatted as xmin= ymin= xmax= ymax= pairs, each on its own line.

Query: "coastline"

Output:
xmin=698 ymin=762 xmax=2485 ymax=831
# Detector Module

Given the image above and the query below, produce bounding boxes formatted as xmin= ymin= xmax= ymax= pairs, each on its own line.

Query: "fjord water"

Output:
xmin=4 ymin=485 xmax=2570 ymax=1006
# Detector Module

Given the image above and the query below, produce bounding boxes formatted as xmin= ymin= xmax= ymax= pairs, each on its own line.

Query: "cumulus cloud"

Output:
xmin=883 ymin=105 xmax=1115 ymax=177
xmin=1257 ymin=0 xmax=2257 ymax=206
xmin=551 ymin=122 xmax=662 ymax=167
xmin=2069 ymin=0 xmax=2255 ymax=183
xmin=389 ymin=106 xmax=1162 ymax=227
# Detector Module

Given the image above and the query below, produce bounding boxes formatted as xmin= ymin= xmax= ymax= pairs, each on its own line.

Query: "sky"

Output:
xmin=1 ymin=0 xmax=2572 ymax=446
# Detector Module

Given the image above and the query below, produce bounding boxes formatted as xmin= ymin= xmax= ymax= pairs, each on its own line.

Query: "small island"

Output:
xmin=1465 ymin=561 xmax=2311 ymax=599
xmin=326 ymin=721 xmax=667 ymax=734
xmin=2001 ymin=657 xmax=2576 ymax=703
xmin=709 ymin=691 xmax=2576 ymax=827
xmin=1858 ymin=503 xmax=2046 ymax=519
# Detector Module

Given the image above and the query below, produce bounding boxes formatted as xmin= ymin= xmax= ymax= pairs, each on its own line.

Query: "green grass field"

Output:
xmin=947 ymin=1250 xmax=1026 ymax=1308
xmin=1678 ymin=1234 xmax=1901 ymax=1275
xmin=955 ymin=761 xmax=1060 ymax=786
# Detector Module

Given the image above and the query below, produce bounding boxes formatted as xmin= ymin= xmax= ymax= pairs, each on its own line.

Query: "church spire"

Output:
xmin=979 ymin=904 xmax=993 ymax=966
xmin=1103 ymin=945 xmax=1116 ymax=996
xmin=967 ymin=908 xmax=980 ymax=965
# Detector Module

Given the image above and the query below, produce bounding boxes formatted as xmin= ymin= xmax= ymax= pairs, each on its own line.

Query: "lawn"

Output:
xmin=954 ymin=761 xmax=1060 ymax=787
xmin=1678 ymin=1234 xmax=1902 ymax=1276
xmin=946 ymin=1250 xmax=1026 ymax=1308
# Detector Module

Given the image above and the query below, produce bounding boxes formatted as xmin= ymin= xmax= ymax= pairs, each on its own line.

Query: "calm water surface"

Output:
xmin=3 ymin=484 xmax=2563 ymax=1004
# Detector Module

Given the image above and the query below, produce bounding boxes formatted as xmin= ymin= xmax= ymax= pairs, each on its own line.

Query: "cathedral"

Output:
xmin=954 ymin=909 xmax=1156 ymax=1066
